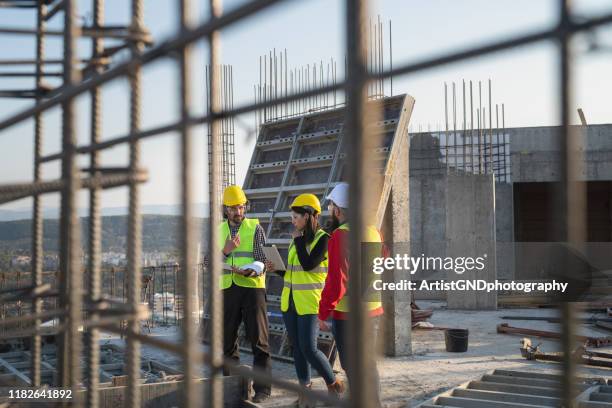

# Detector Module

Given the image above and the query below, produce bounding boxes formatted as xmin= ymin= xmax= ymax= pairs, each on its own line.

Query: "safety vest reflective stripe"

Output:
xmin=231 ymin=251 xmax=253 ymax=258
xmin=288 ymin=265 xmax=328 ymax=273
xmin=283 ymin=281 xmax=325 ymax=290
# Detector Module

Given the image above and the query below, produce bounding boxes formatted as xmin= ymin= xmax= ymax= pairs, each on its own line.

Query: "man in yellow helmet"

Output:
xmin=219 ymin=185 xmax=273 ymax=403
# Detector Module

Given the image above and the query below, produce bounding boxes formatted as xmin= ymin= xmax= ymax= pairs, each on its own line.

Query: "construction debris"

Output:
xmin=520 ymin=338 xmax=612 ymax=369
xmin=497 ymin=323 xmax=612 ymax=348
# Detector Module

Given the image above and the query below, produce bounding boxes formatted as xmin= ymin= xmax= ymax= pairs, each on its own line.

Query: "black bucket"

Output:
xmin=445 ymin=328 xmax=469 ymax=352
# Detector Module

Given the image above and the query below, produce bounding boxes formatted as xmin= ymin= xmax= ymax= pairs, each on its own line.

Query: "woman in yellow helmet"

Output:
xmin=281 ymin=193 xmax=344 ymax=401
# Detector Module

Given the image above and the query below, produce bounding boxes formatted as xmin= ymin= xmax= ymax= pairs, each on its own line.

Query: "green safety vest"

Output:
xmin=334 ymin=223 xmax=383 ymax=313
xmin=218 ymin=218 xmax=266 ymax=289
xmin=281 ymin=229 xmax=329 ymax=315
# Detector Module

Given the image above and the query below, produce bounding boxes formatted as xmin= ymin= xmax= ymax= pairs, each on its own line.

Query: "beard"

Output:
xmin=324 ymin=213 xmax=340 ymax=233
xmin=231 ymin=214 xmax=245 ymax=224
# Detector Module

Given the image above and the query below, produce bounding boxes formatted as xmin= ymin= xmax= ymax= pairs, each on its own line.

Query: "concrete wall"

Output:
xmin=509 ymin=124 xmax=612 ymax=183
xmin=446 ymin=174 xmax=497 ymax=310
xmin=410 ymin=174 xmax=447 ymax=283
xmin=409 ymin=173 xmax=499 ymax=306
xmin=495 ymin=182 xmax=514 ymax=280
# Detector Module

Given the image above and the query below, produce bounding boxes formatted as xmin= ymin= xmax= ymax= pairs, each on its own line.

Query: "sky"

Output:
xmin=0 ymin=0 xmax=611 ymax=213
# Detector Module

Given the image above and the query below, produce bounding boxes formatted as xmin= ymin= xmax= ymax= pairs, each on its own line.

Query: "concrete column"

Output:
xmin=446 ymin=173 xmax=497 ymax=310
xmin=382 ymin=131 xmax=412 ymax=356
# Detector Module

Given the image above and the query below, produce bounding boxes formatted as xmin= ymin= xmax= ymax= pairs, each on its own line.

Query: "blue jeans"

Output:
xmin=282 ymin=299 xmax=336 ymax=385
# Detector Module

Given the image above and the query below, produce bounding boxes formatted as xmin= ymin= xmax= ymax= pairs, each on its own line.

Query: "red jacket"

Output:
xmin=318 ymin=224 xmax=385 ymax=321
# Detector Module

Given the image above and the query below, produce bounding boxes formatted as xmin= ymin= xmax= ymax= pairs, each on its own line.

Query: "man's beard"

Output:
xmin=231 ymin=214 xmax=245 ymax=224
xmin=324 ymin=213 xmax=340 ymax=233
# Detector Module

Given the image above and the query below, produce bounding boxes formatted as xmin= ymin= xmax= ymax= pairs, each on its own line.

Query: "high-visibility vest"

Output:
xmin=281 ymin=229 xmax=329 ymax=315
xmin=218 ymin=218 xmax=265 ymax=289
xmin=334 ymin=223 xmax=383 ymax=313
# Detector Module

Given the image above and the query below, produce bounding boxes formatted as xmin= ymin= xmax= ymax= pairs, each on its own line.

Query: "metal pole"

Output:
xmin=207 ymin=0 xmax=224 ymax=407
xmin=30 ymin=0 xmax=46 ymax=388
xmin=345 ymin=0 xmax=378 ymax=406
xmin=126 ymin=0 xmax=145 ymax=406
xmin=87 ymin=0 xmax=104 ymax=406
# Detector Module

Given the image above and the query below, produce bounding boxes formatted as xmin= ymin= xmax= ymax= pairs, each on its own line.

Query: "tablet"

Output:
xmin=262 ymin=245 xmax=286 ymax=271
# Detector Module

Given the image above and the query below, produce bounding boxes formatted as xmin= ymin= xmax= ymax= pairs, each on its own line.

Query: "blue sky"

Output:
xmin=1 ymin=0 xmax=611 ymax=212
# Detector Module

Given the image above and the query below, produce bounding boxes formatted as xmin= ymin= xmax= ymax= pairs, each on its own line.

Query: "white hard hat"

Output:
xmin=326 ymin=182 xmax=349 ymax=209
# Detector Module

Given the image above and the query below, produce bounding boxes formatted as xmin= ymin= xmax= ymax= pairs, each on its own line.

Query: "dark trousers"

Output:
xmin=223 ymin=284 xmax=272 ymax=395
xmin=282 ymin=298 xmax=336 ymax=386
xmin=332 ymin=317 xmax=381 ymax=401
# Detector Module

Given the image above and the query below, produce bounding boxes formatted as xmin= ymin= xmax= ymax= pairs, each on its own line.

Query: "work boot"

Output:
xmin=326 ymin=378 xmax=345 ymax=398
xmin=252 ymin=392 xmax=270 ymax=403
xmin=298 ymin=383 xmax=315 ymax=408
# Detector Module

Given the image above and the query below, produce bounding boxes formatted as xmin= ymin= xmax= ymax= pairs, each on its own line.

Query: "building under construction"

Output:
xmin=0 ymin=1 xmax=611 ymax=408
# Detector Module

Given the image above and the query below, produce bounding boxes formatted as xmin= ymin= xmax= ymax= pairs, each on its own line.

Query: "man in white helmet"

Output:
xmin=318 ymin=182 xmax=385 ymax=404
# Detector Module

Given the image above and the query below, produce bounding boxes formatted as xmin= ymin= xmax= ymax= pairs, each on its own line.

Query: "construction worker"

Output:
xmin=281 ymin=193 xmax=344 ymax=403
xmin=219 ymin=185 xmax=273 ymax=403
xmin=318 ymin=182 xmax=385 ymax=402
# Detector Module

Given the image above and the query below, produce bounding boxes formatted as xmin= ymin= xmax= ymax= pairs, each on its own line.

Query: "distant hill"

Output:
xmin=0 ymin=203 xmax=210 ymax=222
xmin=0 ymin=215 xmax=210 ymax=253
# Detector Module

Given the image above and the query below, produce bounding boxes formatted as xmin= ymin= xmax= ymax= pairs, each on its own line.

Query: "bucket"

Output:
xmin=445 ymin=328 xmax=469 ymax=352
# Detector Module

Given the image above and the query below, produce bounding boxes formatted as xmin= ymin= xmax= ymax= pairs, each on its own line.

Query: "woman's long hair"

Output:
xmin=291 ymin=206 xmax=319 ymax=244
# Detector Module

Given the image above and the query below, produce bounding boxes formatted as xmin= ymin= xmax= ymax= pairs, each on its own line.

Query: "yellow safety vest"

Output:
xmin=334 ymin=223 xmax=383 ymax=313
xmin=281 ymin=229 xmax=329 ymax=315
xmin=218 ymin=218 xmax=266 ymax=289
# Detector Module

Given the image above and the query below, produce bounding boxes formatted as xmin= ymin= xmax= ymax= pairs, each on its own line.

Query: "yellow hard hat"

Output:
xmin=290 ymin=193 xmax=321 ymax=214
xmin=223 ymin=185 xmax=247 ymax=206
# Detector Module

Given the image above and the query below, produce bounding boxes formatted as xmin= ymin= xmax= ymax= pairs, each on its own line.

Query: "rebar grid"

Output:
xmin=0 ymin=0 xmax=608 ymax=407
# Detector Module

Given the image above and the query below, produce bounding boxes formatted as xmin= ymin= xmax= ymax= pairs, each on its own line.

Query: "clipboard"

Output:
xmin=262 ymin=245 xmax=286 ymax=271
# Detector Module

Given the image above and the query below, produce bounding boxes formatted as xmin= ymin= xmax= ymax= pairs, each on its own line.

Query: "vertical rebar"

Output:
xmin=30 ymin=0 xmax=46 ymax=388
xmin=87 ymin=0 xmax=104 ymax=405
xmin=496 ymin=103 xmax=500 ymax=180
xmin=207 ymin=0 xmax=224 ymax=407
xmin=453 ymin=82 xmax=457 ymax=171
xmin=179 ymin=1 xmax=197 ymax=406
xmin=478 ymin=80 xmax=483 ymax=174
xmin=488 ymin=79 xmax=493 ymax=176
xmin=58 ymin=0 xmax=83 ymax=398
xmin=126 ymin=0 xmax=144 ymax=406
xmin=470 ymin=80 xmax=474 ymax=174
xmin=502 ymin=103 xmax=507 ymax=182
xmin=389 ymin=20 xmax=392 ymax=96
xmin=559 ymin=1 xmax=582 ymax=406
xmin=462 ymin=79 xmax=466 ymax=172
xmin=285 ymin=49 xmax=288 ymax=117
xmin=444 ymin=82 xmax=449 ymax=173
xmin=345 ymin=0 xmax=378 ymax=406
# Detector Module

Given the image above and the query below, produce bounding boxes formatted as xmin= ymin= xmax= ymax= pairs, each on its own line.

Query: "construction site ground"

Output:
xmin=99 ymin=300 xmax=612 ymax=407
